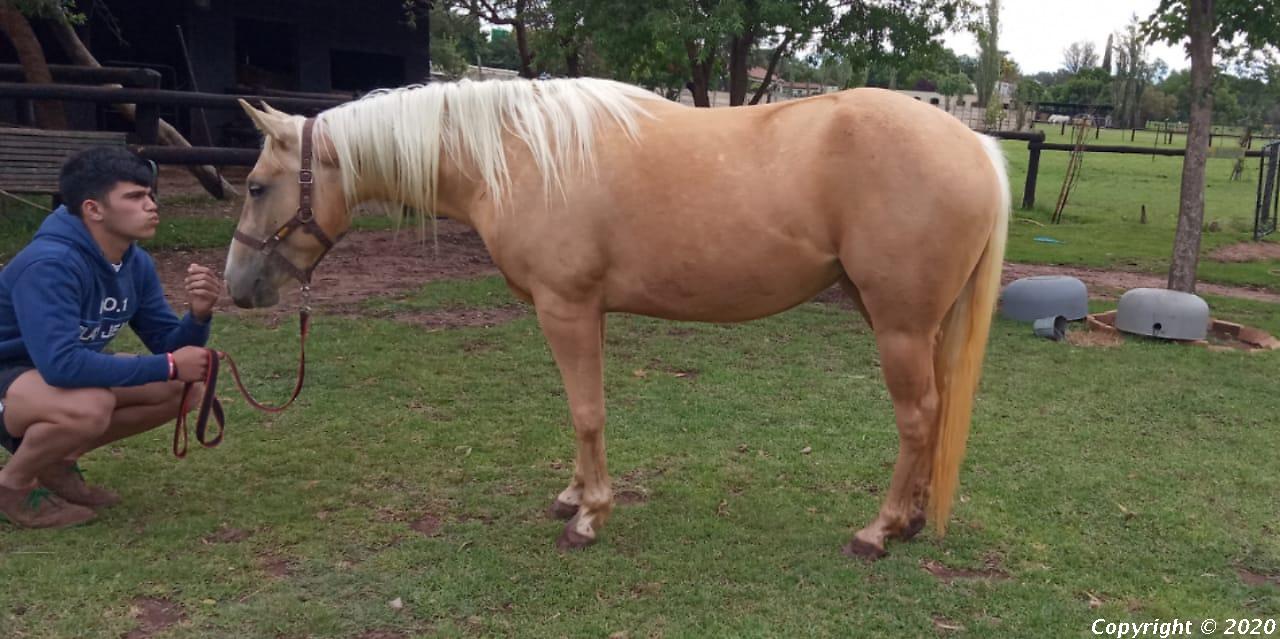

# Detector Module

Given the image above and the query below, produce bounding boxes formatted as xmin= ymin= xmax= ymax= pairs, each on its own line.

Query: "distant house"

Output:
xmin=892 ymin=81 xmax=1045 ymax=130
xmin=747 ymin=67 xmax=835 ymax=102
xmin=897 ymin=81 xmax=1016 ymax=111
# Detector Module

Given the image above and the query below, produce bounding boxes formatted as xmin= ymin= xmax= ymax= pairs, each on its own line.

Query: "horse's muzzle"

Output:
xmin=225 ymin=252 xmax=283 ymax=308
xmin=230 ymin=278 xmax=280 ymax=309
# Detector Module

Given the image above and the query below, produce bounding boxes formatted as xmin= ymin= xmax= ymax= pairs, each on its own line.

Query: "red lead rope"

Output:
xmin=172 ymin=310 xmax=311 ymax=458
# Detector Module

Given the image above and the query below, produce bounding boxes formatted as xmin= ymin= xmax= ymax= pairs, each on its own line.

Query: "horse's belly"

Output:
xmin=605 ymin=250 xmax=841 ymax=322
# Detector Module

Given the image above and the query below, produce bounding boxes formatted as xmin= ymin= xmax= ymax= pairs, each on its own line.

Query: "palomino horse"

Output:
xmin=226 ymin=78 xmax=1009 ymax=558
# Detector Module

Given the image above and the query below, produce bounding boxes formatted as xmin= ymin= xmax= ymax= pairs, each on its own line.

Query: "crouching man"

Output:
xmin=0 ymin=147 xmax=223 ymax=528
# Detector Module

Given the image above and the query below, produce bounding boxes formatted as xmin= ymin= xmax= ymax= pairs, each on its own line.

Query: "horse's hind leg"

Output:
xmin=535 ymin=297 xmax=612 ymax=550
xmin=843 ymin=327 xmax=939 ymax=560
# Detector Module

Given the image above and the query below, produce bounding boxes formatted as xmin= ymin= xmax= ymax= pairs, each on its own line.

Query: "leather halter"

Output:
xmin=172 ymin=117 xmax=335 ymax=458
xmin=232 ymin=118 xmax=339 ymax=284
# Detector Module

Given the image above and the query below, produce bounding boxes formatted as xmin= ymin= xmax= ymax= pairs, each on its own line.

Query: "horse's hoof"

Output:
xmin=547 ymin=499 xmax=580 ymax=520
xmin=893 ymin=514 xmax=927 ymax=541
xmin=555 ymin=525 xmax=596 ymax=551
xmin=842 ymin=537 xmax=887 ymax=561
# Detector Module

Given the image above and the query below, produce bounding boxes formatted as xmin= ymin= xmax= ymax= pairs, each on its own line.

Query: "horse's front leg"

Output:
xmin=535 ymin=298 xmax=610 ymax=550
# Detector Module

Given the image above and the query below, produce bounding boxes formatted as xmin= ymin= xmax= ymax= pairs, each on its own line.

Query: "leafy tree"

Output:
xmin=1111 ymin=15 xmax=1156 ymax=129
xmin=1051 ymin=67 xmax=1112 ymax=104
xmin=973 ymin=0 xmax=1000 ymax=107
xmin=576 ymin=0 xmax=973 ymax=107
xmin=1139 ymin=86 xmax=1178 ymax=122
xmin=1062 ymin=41 xmax=1099 ymax=73
xmin=1012 ymin=78 xmax=1044 ymax=129
xmin=937 ymin=72 xmax=972 ymax=110
xmin=424 ymin=3 xmax=485 ymax=77
xmin=1143 ymin=0 xmax=1280 ymax=292
xmin=443 ymin=0 xmax=549 ymax=78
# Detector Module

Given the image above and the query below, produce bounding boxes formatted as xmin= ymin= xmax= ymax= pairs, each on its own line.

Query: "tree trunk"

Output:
xmin=563 ymin=37 xmax=581 ymax=78
xmin=685 ymin=41 xmax=712 ymax=107
xmin=513 ymin=21 xmax=535 ymax=78
xmin=0 ymin=7 xmax=68 ymax=129
xmin=748 ymin=32 xmax=794 ymax=106
xmin=46 ymin=15 xmax=236 ymax=199
xmin=727 ymin=32 xmax=752 ymax=106
xmin=1131 ymin=82 xmax=1146 ymax=130
xmin=565 ymin=50 xmax=580 ymax=77
xmin=1167 ymin=0 xmax=1214 ymax=293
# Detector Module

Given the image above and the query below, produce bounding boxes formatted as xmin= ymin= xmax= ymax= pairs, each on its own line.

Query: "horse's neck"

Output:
xmin=342 ymin=152 xmax=487 ymax=229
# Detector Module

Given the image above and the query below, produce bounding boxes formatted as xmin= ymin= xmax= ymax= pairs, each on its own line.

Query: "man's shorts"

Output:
xmin=0 ymin=360 xmax=35 ymax=454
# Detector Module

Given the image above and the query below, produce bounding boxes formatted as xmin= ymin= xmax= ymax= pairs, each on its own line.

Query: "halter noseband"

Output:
xmin=232 ymin=117 xmax=340 ymax=284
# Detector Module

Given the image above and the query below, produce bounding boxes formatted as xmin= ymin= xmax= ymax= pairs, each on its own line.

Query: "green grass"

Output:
xmin=1001 ymin=138 xmax=1280 ymax=290
xmin=1 ymin=277 xmax=1277 ymax=638
xmin=362 ymin=276 xmax=518 ymax=313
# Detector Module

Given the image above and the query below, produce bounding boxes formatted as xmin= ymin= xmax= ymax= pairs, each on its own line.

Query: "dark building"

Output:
xmin=1 ymin=0 xmax=430 ymax=145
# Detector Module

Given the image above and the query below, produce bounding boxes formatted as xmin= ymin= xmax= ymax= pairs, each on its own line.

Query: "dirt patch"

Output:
xmin=1065 ymin=328 xmax=1124 ymax=348
xmin=1238 ymin=567 xmax=1280 ymax=588
xmin=124 ymin=597 xmax=186 ymax=639
xmin=932 ymin=616 xmax=966 ymax=632
xmin=202 ymin=525 xmax=252 ymax=544
xmin=922 ymin=555 xmax=1011 ymax=583
xmin=410 ymin=514 xmax=443 ymax=537
xmin=1209 ymin=241 xmax=1280 ymax=263
xmin=352 ymin=631 xmax=409 ymax=639
xmin=456 ymin=512 xmax=497 ymax=525
xmin=810 ymin=285 xmax=856 ymax=309
xmin=257 ymin=554 xmax=293 ymax=578
xmin=614 ymin=489 xmax=649 ymax=506
xmin=1003 ymin=262 xmax=1280 ymax=304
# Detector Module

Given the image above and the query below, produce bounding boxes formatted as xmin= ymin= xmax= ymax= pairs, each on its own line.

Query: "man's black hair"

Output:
xmin=58 ymin=146 xmax=155 ymax=217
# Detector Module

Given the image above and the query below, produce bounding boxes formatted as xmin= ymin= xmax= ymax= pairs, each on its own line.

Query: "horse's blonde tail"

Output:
xmin=929 ymin=134 xmax=1009 ymax=535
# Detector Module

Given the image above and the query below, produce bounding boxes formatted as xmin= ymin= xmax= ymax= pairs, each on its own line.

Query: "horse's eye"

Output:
xmin=248 ymin=183 xmax=265 ymax=198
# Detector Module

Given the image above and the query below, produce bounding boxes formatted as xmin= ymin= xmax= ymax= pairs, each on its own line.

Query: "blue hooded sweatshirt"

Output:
xmin=0 ymin=206 xmax=211 ymax=388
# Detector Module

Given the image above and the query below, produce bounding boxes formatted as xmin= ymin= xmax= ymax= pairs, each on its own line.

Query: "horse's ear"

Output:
xmin=238 ymin=99 xmax=295 ymax=143
xmin=261 ymin=102 xmax=291 ymax=118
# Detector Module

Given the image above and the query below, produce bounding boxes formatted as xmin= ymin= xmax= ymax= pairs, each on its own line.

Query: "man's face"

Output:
xmin=85 ymin=181 xmax=159 ymax=241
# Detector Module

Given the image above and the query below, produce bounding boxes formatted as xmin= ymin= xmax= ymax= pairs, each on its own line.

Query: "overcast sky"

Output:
xmin=941 ymin=0 xmax=1189 ymax=75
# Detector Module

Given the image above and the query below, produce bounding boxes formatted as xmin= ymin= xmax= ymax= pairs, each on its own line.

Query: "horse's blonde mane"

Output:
xmin=317 ymin=77 xmax=661 ymax=219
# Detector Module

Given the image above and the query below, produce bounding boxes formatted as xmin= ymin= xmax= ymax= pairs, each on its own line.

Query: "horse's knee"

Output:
xmin=569 ymin=405 xmax=605 ymax=437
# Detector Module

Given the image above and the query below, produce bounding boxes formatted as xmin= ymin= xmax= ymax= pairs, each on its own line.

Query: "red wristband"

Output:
xmin=167 ymin=353 xmax=177 ymax=380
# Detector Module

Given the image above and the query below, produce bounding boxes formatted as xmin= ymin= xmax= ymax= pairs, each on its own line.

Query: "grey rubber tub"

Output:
xmin=999 ymin=276 xmax=1089 ymax=322
xmin=1115 ymin=288 xmax=1210 ymax=341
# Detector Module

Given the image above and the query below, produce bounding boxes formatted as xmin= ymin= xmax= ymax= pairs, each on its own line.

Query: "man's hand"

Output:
xmin=184 ymin=263 xmax=223 ymax=321
xmin=172 ymin=346 xmax=209 ymax=382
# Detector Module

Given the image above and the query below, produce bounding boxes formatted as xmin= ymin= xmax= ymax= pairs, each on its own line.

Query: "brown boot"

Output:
xmin=0 ymin=485 xmax=97 ymax=528
xmin=36 ymin=462 xmax=121 ymax=509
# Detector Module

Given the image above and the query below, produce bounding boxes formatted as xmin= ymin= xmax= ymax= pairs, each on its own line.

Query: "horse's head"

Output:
xmin=225 ymin=101 xmax=349 ymax=308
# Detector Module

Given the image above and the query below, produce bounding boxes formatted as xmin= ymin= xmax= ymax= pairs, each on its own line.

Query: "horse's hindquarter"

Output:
xmin=490 ymin=90 xmax=999 ymax=323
